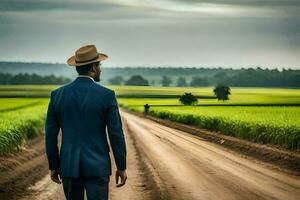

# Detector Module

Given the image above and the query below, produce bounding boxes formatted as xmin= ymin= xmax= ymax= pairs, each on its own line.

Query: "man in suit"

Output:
xmin=45 ymin=44 xmax=127 ymax=200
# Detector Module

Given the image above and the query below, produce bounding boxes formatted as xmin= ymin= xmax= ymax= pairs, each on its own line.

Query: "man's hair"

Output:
xmin=76 ymin=61 xmax=99 ymax=75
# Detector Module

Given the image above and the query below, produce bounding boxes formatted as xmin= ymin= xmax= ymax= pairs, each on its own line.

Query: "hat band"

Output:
xmin=75 ymin=54 xmax=99 ymax=63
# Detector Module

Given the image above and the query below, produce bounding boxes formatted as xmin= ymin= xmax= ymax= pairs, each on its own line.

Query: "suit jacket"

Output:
xmin=45 ymin=76 xmax=127 ymax=178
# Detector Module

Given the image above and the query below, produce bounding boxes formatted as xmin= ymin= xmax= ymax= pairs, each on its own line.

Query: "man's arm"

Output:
xmin=106 ymin=91 xmax=127 ymax=187
xmin=106 ymin=91 xmax=127 ymax=171
xmin=45 ymin=91 xmax=60 ymax=171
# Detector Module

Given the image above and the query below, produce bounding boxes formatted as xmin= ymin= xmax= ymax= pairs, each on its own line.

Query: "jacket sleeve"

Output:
xmin=45 ymin=91 xmax=60 ymax=170
xmin=106 ymin=91 xmax=127 ymax=171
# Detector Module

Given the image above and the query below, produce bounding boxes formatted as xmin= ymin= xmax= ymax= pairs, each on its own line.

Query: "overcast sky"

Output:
xmin=0 ymin=0 xmax=299 ymax=68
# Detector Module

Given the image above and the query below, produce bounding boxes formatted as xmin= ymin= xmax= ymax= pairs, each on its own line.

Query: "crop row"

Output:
xmin=124 ymin=105 xmax=300 ymax=149
xmin=0 ymin=104 xmax=47 ymax=155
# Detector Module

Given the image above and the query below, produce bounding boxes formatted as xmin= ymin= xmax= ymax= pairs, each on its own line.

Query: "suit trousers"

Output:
xmin=62 ymin=175 xmax=110 ymax=200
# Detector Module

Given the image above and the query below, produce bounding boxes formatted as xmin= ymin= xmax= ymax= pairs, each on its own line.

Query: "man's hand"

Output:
xmin=115 ymin=169 xmax=127 ymax=187
xmin=50 ymin=169 xmax=61 ymax=184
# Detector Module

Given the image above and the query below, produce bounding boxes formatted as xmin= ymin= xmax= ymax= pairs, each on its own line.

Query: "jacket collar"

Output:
xmin=74 ymin=76 xmax=95 ymax=83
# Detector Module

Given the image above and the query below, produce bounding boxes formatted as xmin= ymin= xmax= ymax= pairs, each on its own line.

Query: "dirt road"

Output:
xmin=121 ymin=110 xmax=300 ymax=200
xmin=1 ymin=109 xmax=300 ymax=199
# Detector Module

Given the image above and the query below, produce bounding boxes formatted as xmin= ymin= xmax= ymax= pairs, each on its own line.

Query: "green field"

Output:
xmin=0 ymin=85 xmax=59 ymax=98
xmin=114 ymin=86 xmax=300 ymax=149
xmin=1 ymin=85 xmax=300 ymax=105
xmin=124 ymin=105 xmax=300 ymax=149
xmin=0 ymin=98 xmax=48 ymax=112
xmin=0 ymin=98 xmax=48 ymax=155
xmin=0 ymin=85 xmax=299 ymax=154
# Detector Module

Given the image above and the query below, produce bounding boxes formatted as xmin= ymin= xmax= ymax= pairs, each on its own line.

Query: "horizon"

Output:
xmin=0 ymin=60 xmax=299 ymax=70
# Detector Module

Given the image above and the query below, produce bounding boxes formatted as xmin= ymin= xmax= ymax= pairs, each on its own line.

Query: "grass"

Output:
xmin=0 ymin=85 xmax=60 ymax=98
xmin=1 ymin=85 xmax=300 ymax=105
xmin=0 ymin=98 xmax=48 ymax=112
xmin=115 ymin=86 xmax=300 ymax=105
xmin=0 ymin=84 xmax=299 ymax=152
xmin=0 ymin=101 xmax=48 ymax=155
xmin=121 ymin=104 xmax=300 ymax=149
xmin=113 ymin=86 xmax=300 ymax=149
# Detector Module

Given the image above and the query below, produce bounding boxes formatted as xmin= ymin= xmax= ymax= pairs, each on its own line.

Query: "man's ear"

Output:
xmin=92 ymin=63 xmax=97 ymax=72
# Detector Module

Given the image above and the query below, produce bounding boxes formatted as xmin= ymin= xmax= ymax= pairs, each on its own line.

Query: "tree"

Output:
xmin=190 ymin=76 xmax=209 ymax=87
xmin=177 ymin=77 xmax=187 ymax=87
xmin=213 ymin=84 xmax=231 ymax=101
xmin=125 ymin=75 xmax=149 ymax=86
xmin=108 ymin=76 xmax=124 ymax=85
xmin=160 ymin=75 xmax=172 ymax=87
xmin=179 ymin=93 xmax=198 ymax=105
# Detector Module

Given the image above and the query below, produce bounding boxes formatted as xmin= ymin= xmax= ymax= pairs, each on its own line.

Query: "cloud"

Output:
xmin=174 ymin=0 xmax=300 ymax=7
xmin=0 ymin=0 xmax=123 ymax=12
xmin=1 ymin=0 xmax=299 ymax=19
xmin=0 ymin=0 xmax=299 ymax=68
xmin=1 ymin=0 xmax=299 ymax=14
xmin=109 ymin=0 xmax=300 ymax=17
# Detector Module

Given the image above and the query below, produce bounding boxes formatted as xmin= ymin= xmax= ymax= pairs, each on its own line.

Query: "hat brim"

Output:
xmin=67 ymin=53 xmax=108 ymax=66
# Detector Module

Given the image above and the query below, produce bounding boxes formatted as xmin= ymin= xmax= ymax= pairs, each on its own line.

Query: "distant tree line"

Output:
xmin=109 ymin=68 xmax=300 ymax=88
xmin=223 ymin=68 xmax=300 ymax=87
xmin=0 ymin=72 xmax=71 ymax=85
xmin=1 ymin=62 xmax=300 ymax=87
xmin=109 ymin=75 xmax=150 ymax=86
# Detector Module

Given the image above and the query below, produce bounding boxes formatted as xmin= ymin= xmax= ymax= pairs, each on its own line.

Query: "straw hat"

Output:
xmin=67 ymin=44 xmax=108 ymax=66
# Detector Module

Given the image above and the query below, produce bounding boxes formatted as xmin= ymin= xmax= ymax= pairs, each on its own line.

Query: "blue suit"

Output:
xmin=45 ymin=76 xmax=127 ymax=199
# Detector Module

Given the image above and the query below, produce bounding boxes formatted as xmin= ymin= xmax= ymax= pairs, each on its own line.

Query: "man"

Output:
xmin=45 ymin=44 xmax=127 ymax=200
